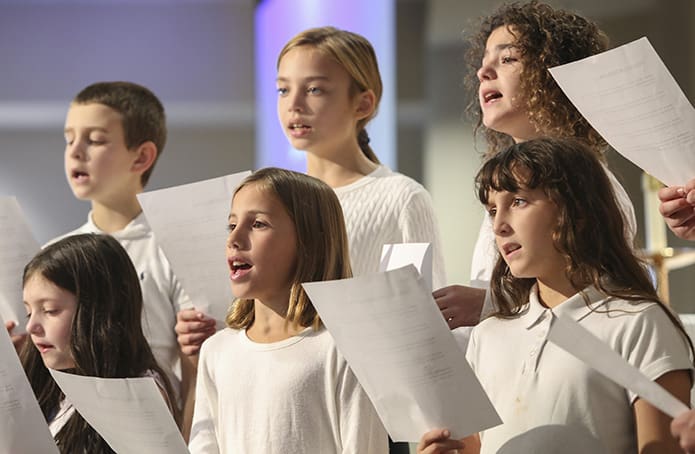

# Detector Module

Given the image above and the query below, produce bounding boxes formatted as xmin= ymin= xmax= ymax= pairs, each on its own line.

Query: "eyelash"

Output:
xmin=65 ymin=138 xmax=105 ymax=146
xmin=227 ymin=220 xmax=268 ymax=232
xmin=276 ymin=86 xmax=324 ymax=96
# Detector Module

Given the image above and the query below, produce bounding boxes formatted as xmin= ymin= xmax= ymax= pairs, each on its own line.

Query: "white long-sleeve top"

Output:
xmin=189 ymin=327 xmax=388 ymax=454
xmin=334 ymin=165 xmax=447 ymax=289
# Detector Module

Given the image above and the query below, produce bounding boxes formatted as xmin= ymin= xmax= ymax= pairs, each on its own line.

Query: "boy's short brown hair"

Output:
xmin=73 ymin=81 xmax=166 ymax=187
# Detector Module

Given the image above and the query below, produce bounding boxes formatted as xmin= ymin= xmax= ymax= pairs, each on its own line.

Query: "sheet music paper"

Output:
xmin=379 ymin=243 xmax=433 ymax=292
xmin=0 ymin=321 xmax=60 ymax=453
xmin=302 ymin=265 xmax=501 ymax=442
xmin=548 ymin=315 xmax=688 ymax=418
xmin=50 ymin=369 xmax=188 ymax=454
xmin=137 ymin=171 xmax=251 ymax=323
xmin=549 ymin=37 xmax=695 ymax=186
xmin=0 ymin=197 xmax=40 ymax=334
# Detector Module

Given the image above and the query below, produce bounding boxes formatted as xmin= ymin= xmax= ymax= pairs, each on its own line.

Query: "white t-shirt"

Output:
xmin=466 ymin=285 xmax=693 ymax=454
xmin=51 ymin=212 xmax=193 ymax=399
xmin=189 ymin=327 xmax=388 ymax=454
xmin=333 ymin=165 xmax=447 ymax=289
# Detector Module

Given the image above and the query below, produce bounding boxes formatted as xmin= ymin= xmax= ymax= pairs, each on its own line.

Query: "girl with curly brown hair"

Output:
xmin=434 ymin=1 xmax=638 ymax=333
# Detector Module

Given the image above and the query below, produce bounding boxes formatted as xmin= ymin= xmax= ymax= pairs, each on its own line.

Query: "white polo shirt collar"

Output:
xmin=522 ymin=283 xmax=611 ymax=329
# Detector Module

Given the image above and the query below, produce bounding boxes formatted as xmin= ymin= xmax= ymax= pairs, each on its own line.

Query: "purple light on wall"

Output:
xmin=254 ymin=0 xmax=395 ymax=171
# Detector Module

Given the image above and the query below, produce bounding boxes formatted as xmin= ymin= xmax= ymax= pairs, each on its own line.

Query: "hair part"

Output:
xmin=21 ymin=234 xmax=178 ymax=451
xmin=226 ymin=167 xmax=352 ymax=331
xmin=73 ymin=81 xmax=167 ymax=187
xmin=464 ymin=1 xmax=609 ymax=156
xmin=278 ymin=26 xmax=382 ymax=164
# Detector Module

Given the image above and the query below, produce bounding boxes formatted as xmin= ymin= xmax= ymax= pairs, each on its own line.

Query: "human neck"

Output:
xmin=536 ymin=276 xmax=580 ymax=309
xmin=306 ymin=144 xmax=378 ymax=188
xmin=91 ymin=197 xmax=142 ymax=233
xmin=246 ymin=295 xmax=304 ymax=343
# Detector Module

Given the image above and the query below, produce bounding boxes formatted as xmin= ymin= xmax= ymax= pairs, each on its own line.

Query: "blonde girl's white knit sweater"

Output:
xmin=333 ymin=165 xmax=446 ymax=289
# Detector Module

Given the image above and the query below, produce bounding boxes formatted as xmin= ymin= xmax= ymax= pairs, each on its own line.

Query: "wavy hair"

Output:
xmin=464 ymin=1 xmax=609 ymax=156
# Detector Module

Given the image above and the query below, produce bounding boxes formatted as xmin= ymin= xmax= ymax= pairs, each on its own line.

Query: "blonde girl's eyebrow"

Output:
xmin=276 ymin=75 xmax=330 ymax=83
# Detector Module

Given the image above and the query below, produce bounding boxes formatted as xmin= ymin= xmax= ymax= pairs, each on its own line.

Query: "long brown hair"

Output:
xmin=226 ymin=167 xmax=352 ymax=331
xmin=475 ymin=139 xmax=693 ymax=358
xmin=464 ymin=1 xmax=609 ymax=157
xmin=278 ymin=26 xmax=382 ymax=163
xmin=21 ymin=234 xmax=178 ymax=453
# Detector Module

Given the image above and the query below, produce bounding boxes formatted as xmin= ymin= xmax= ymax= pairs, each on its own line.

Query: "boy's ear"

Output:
xmin=131 ymin=141 xmax=158 ymax=175
xmin=354 ymin=89 xmax=376 ymax=121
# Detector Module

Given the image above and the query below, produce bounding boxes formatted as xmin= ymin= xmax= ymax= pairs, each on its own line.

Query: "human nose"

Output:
xmin=226 ymin=227 xmax=248 ymax=251
xmin=66 ymin=138 xmax=86 ymax=161
xmin=492 ymin=210 xmax=512 ymax=236
xmin=286 ymin=90 xmax=306 ymax=113
xmin=25 ymin=314 xmax=43 ymax=336
xmin=477 ymin=58 xmax=496 ymax=82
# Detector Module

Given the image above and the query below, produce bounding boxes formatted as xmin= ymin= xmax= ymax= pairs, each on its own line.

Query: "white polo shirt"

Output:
xmin=467 ymin=285 xmax=692 ymax=454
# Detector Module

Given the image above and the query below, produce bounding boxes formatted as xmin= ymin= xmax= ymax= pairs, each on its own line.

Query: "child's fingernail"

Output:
xmin=677 ymin=187 xmax=686 ymax=196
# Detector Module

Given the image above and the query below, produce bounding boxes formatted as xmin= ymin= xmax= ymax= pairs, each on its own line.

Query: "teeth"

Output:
xmin=232 ymin=261 xmax=246 ymax=267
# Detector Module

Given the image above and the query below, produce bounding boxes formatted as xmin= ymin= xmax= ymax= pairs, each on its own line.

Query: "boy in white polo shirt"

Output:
xmin=53 ymin=81 xmax=194 ymax=423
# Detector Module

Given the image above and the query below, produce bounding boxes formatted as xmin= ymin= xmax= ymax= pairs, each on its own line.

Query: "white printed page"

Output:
xmin=0 ymin=323 xmax=60 ymax=453
xmin=0 ymin=197 xmax=40 ymax=334
xmin=379 ymin=243 xmax=433 ymax=292
xmin=137 ymin=171 xmax=251 ymax=323
xmin=302 ymin=265 xmax=501 ymax=442
xmin=549 ymin=37 xmax=695 ymax=186
xmin=548 ymin=315 xmax=688 ymax=418
xmin=50 ymin=369 xmax=188 ymax=454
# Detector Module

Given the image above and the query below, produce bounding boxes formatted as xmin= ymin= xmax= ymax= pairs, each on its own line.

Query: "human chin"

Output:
xmin=41 ymin=350 xmax=75 ymax=370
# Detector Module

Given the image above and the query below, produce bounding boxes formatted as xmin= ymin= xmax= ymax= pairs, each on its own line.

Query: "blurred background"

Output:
xmin=1 ymin=0 xmax=693 ymax=310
